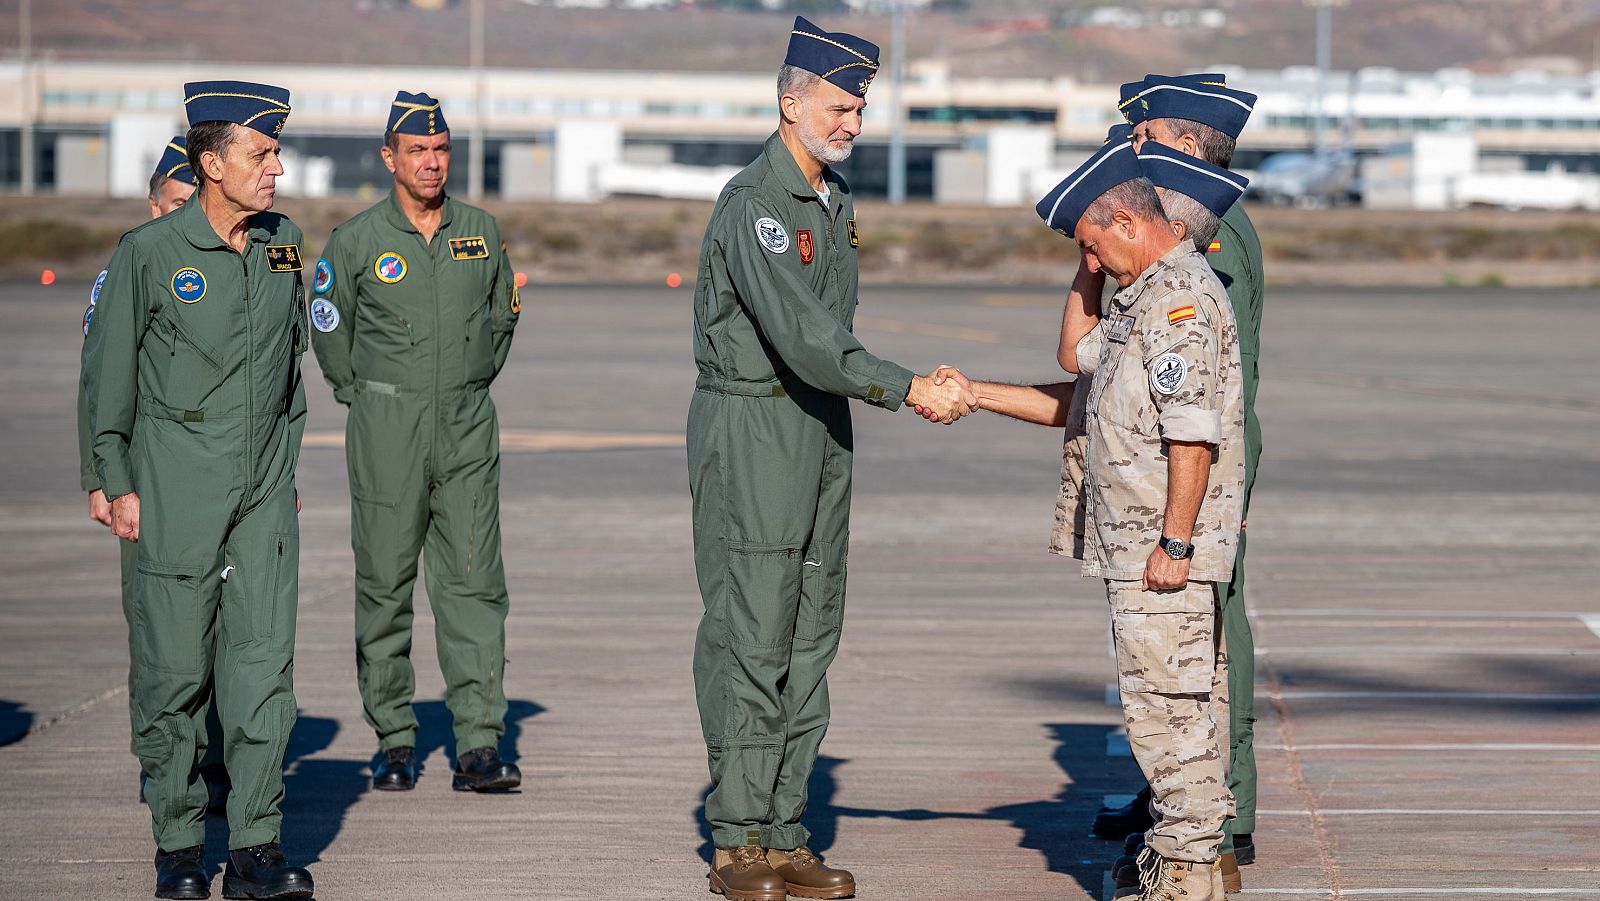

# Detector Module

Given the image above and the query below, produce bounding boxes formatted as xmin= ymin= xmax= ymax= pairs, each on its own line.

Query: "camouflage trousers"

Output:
xmin=1106 ymin=578 xmax=1234 ymax=863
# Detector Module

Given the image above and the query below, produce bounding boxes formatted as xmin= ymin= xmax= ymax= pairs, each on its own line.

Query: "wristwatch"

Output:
xmin=1158 ymin=535 xmax=1194 ymax=560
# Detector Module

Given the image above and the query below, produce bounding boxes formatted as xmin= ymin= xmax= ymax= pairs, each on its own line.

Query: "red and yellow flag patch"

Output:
xmin=1168 ymin=305 xmax=1197 ymax=325
xmin=1206 ymin=240 xmax=1221 ymax=253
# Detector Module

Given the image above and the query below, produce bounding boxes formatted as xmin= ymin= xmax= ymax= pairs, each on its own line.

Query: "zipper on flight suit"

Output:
xmin=240 ymin=248 xmax=254 ymax=490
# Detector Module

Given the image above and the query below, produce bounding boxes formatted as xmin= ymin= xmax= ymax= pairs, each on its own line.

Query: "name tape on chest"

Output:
xmin=755 ymin=217 xmax=789 ymax=254
xmin=448 ymin=235 xmax=491 ymax=261
xmin=264 ymin=244 xmax=303 ymax=272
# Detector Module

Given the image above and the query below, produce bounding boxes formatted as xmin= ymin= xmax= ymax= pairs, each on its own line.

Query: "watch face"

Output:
xmin=1165 ymin=539 xmax=1190 ymax=560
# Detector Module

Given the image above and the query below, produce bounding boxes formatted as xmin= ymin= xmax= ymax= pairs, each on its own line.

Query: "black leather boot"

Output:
xmin=451 ymin=746 xmax=521 ymax=792
xmin=155 ymin=845 xmax=209 ymax=900
xmin=220 ymin=842 xmax=312 ymax=899
xmin=1234 ymin=832 xmax=1256 ymax=865
xmin=372 ymin=746 xmax=418 ymax=791
xmin=1091 ymin=785 xmax=1154 ymax=839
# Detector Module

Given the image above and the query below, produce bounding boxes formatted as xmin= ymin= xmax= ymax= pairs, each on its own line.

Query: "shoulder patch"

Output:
xmin=313 ymin=258 xmax=334 ymax=294
xmin=264 ymin=244 xmax=303 ymax=272
xmin=755 ymin=217 xmax=789 ymax=254
xmin=1168 ymin=305 xmax=1197 ymax=325
xmin=82 ymin=304 xmax=95 ymax=336
xmin=309 ymin=298 xmax=340 ymax=333
xmin=89 ymin=270 xmax=108 ymax=306
xmin=1150 ymin=352 xmax=1188 ymax=396
xmin=449 ymin=236 xmax=491 ymax=261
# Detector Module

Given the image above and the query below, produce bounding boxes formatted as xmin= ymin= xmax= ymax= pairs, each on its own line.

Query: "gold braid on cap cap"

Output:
xmin=791 ymin=29 xmax=879 ymax=69
xmin=390 ymin=98 xmax=442 ymax=131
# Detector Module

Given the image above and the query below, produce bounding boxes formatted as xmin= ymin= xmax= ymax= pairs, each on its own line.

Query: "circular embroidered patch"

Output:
xmin=1149 ymin=352 xmax=1189 ymax=396
xmin=313 ymin=258 xmax=334 ymax=294
xmin=374 ymin=252 xmax=407 ymax=284
xmin=754 ymin=217 xmax=789 ymax=254
xmin=171 ymin=267 xmax=206 ymax=304
xmin=310 ymin=298 xmax=341 ymax=333
xmin=89 ymin=269 xmax=108 ymax=306
xmin=82 ymin=304 xmax=94 ymax=336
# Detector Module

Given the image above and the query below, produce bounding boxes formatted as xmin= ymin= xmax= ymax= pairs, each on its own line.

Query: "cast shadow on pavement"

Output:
xmin=694 ymin=723 xmax=1133 ymax=898
xmin=0 ymin=698 xmax=33 ymax=747
xmin=413 ymin=697 xmax=546 ymax=777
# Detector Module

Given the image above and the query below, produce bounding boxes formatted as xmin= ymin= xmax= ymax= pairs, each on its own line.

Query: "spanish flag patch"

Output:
xmin=1168 ymin=305 xmax=1197 ymax=325
xmin=1206 ymin=240 xmax=1221 ymax=253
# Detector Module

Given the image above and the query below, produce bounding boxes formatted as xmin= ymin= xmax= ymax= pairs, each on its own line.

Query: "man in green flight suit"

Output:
xmin=688 ymin=18 xmax=976 ymax=901
xmin=309 ymin=91 xmax=522 ymax=794
xmin=79 ymin=135 xmax=231 ymax=815
xmin=89 ymin=81 xmax=314 ymax=900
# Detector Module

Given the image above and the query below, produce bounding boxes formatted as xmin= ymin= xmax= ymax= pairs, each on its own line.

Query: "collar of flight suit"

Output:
xmin=1111 ymin=240 xmax=1200 ymax=315
xmin=762 ymin=131 xmax=843 ymax=206
xmin=175 ymin=194 xmax=276 ymax=252
xmin=381 ymin=189 xmax=456 ymax=236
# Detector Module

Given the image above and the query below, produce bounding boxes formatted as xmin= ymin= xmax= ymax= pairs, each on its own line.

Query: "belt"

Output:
xmin=695 ymin=375 xmax=787 ymax=397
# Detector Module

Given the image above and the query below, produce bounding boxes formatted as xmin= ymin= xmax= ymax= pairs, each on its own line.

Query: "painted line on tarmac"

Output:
xmin=1275 ymin=690 xmax=1600 ymax=702
xmin=1258 ymin=608 xmax=1595 ymax=621
xmin=854 ymin=315 xmax=1004 ymax=344
xmin=1239 ymin=890 xmax=1600 ymax=896
xmin=1262 ymin=742 xmax=1600 ymax=752
xmin=1258 ymin=646 xmax=1600 ymax=657
xmin=1257 ymin=808 xmax=1600 ymax=817
xmin=1581 ymin=614 xmax=1600 ymax=640
xmin=1282 ymin=369 xmax=1600 ymax=414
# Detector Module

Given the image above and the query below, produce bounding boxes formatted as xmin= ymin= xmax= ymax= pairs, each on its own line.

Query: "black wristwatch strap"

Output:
xmin=1159 ymin=534 xmax=1194 ymax=559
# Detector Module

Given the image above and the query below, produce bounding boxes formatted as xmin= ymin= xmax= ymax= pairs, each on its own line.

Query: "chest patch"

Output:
xmin=755 ymin=217 xmax=789 ymax=254
xmin=374 ymin=252 xmax=408 ymax=284
xmin=1108 ymin=314 xmax=1135 ymax=345
xmin=1150 ymin=352 xmax=1189 ymax=396
xmin=264 ymin=244 xmax=303 ymax=272
xmin=171 ymin=268 xmax=207 ymax=304
xmin=847 ymin=217 xmax=859 ymax=248
xmin=797 ymin=229 xmax=815 ymax=265
xmin=449 ymin=236 xmax=491 ymax=261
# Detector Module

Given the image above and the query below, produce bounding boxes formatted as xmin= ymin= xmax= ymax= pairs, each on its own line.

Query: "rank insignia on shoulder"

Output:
xmin=847 ymin=217 xmax=859 ymax=248
xmin=449 ymin=235 xmax=490 ymax=261
xmin=797 ymin=229 xmax=814 ymax=265
xmin=265 ymin=244 xmax=303 ymax=272
xmin=1168 ymin=305 xmax=1197 ymax=325
xmin=1206 ymin=240 xmax=1221 ymax=253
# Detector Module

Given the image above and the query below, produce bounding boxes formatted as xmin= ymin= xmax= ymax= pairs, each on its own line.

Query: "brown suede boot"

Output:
xmin=766 ymin=847 xmax=855 ymax=899
xmin=709 ymin=846 xmax=787 ymax=901
xmin=1136 ymin=852 xmax=1219 ymax=901
xmin=1218 ymin=852 xmax=1242 ymax=895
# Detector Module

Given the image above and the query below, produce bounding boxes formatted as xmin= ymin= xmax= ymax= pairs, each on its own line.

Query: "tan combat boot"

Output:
xmin=1218 ymin=852 xmax=1242 ymax=895
xmin=709 ymin=846 xmax=787 ymax=901
xmin=766 ymin=847 xmax=856 ymax=899
xmin=1136 ymin=851 xmax=1219 ymax=901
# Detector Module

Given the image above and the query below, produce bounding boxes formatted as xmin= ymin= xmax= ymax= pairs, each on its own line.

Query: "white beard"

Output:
xmin=799 ymin=118 xmax=853 ymax=165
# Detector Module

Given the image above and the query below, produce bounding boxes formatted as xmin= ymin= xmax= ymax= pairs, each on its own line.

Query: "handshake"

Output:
xmin=907 ymin=366 xmax=978 ymax=425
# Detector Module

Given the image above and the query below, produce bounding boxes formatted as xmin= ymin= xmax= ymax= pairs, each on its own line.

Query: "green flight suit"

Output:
xmin=81 ymin=259 xmax=228 ymax=788
xmin=1208 ymin=202 xmax=1264 ymax=845
xmin=689 ymin=134 xmax=915 ymax=851
xmin=89 ymin=198 xmax=309 ymax=852
xmin=309 ymin=192 xmax=519 ymax=756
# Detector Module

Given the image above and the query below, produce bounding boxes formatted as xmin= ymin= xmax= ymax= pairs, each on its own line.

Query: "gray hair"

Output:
xmin=1159 ymin=190 xmax=1222 ymax=249
xmin=1153 ymin=117 xmax=1236 ymax=169
xmin=147 ymin=170 xmax=169 ymax=200
xmin=1081 ymin=177 xmax=1169 ymax=230
xmin=777 ymin=64 xmax=822 ymax=102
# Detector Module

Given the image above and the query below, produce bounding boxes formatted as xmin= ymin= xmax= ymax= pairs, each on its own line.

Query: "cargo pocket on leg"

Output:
xmin=135 ymin=560 xmax=205 ymax=675
xmin=795 ymin=540 xmax=846 ymax=642
xmin=723 ymin=542 xmax=803 ymax=648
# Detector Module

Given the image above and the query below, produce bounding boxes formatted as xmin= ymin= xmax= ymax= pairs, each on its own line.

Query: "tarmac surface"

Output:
xmin=1 ymin=280 xmax=1597 ymax=900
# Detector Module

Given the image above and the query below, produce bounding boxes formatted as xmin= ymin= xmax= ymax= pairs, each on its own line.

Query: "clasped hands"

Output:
xmin=907 ymin=365 xmax=978 ymax=424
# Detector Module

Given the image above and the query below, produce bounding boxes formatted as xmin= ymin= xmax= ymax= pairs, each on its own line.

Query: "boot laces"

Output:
xmin=786 ymin=847 xmax=819 ymax=868
xmin=729 ymin=846 xmax=766 ymax=868
xmin=1139 ymin=856 xmax=1189 ymax=901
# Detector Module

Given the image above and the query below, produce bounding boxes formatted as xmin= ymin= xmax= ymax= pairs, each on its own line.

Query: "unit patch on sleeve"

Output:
xmin=1206 ymin=240 xmax=1221 ymax=253
xmin=1149 ymin=352 xmax=1189 ymax=396
xmin=1167 ymin=305 xmax=1197 ymax=325
xmin=797 ymin=229 xmax=815 ymax=265
xmin=449 ymin=236 xmax=491 ymax=261
xmin=265 ymin=244 xmax=303 ymax=272
xmin=309 ymin=298 xmax=341 ymax=333
xmin=755 ymin=217 xmax=790 ymax=254
xmin=313 ymin=258 xmax=334 ymax=294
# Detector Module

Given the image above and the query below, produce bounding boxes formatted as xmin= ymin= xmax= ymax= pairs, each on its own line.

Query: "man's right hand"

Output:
xmin=907 ymin=371 xmax=978 ymax=424
xmin=111 ymin=492 xmax=141 ymax=542
xmin=88 ymin=489 xmax=113 ymax=527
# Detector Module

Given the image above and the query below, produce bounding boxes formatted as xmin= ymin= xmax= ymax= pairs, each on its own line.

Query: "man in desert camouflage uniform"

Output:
xmin=1044 ymin=132 xmax=1246 ymax=901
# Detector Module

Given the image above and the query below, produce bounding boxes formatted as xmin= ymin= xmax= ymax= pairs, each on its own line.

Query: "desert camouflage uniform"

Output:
xmin=1076 ymin=243 xmax=1245 ymax=864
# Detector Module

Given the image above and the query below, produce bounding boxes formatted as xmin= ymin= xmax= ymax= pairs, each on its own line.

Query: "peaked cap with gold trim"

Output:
xmin=785 ymin=15 xmax=880 ymax=98
xmin=184 ymin=80 xmax=291 ymax=138
xmin=387 ymin=90 xmax=449 ymax=136
xmin=1119 ymin=72 xmax=1228 ymax=126
xmin=154 ymin=135 xmax=196 ymax=186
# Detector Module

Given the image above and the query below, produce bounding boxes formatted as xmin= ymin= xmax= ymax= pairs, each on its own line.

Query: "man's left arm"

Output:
xmin=1140 ymin=293 xmax=1224 ymax=590
xmin=488 ymin=224 xmax=520 ymax=378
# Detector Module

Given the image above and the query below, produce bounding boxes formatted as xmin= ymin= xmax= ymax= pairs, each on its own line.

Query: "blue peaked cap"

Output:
xmin=785 ymin=16 xmax=880 ymax=98
xmin=1137 ymin=142 xmax=1249 ymax=218
xmin=154 ymin=135 xmax=196 ymax=186
xmin=1120 ymin=72 xmax=1227 ymax=125
xmin=1138 ymin=76 xmax=1256 ymax=138
xmin=184 ymin=80 xmax=291 ymax=138
xmin=387 ymin=91 xmax=448 ymax=136
xmin=1035 ymin=135 xmax=1145 ymax=238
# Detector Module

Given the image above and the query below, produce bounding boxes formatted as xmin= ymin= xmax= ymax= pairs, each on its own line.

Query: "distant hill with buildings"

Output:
xmin=5 ymin=0 xmax=1600 ymax=78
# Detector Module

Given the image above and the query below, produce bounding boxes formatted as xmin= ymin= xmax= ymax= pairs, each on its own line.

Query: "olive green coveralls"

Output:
xmin=310 ymin=192 xmax=519 ymax=756
xmin=89 ymin=199 xmax=309 ymax=852
xmin=1209 ymin=202 xmax=1264 ymax=849
xmin=689 ymin=134 xmax=915 ymax=851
